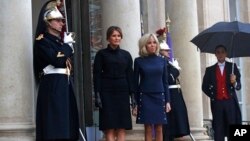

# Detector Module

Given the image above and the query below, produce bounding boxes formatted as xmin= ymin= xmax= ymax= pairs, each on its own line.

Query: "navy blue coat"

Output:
xmin=134 ymin=55 xmax=169 ymax=101
xmin=134 ymin=55 xmax=170 ymax=124
xmin=34 ymin=33 xmax=79 ymax=140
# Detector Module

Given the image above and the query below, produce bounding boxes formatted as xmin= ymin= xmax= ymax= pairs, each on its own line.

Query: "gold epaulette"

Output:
xmin=57 ymin=52 xmax=65 ymax=57
xmin=36 ymin=34 xmax=44 ymax=40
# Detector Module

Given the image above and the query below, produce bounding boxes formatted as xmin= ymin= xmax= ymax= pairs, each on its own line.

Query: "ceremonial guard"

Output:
xmin=156 ymin=25 xmax=191 ymax=141
xmin=33 ymin=1 xmax=79 ymax=140
xmin=159 ymin=41 xmax=190 ymax=141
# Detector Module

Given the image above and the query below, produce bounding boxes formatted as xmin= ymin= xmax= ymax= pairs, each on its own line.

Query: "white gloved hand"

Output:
xmin=172 ymin=59 xmax=181 ymax=70
xmin=64 ymin=32 xmax=75 ymax=44
xmin=63 ymin=32 xmax=75 ymax=53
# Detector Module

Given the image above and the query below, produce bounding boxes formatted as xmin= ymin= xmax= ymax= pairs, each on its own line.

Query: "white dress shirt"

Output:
xmin=217 ymin=62 xmax=225 ymax=75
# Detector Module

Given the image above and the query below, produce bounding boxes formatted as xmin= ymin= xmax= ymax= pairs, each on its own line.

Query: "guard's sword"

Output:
xmin=60 ymin=1 xmax=86 ymax=140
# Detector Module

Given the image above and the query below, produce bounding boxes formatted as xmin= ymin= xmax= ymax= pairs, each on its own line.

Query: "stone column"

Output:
xmin=240 ymin=52 xmax=250 ymax=121
xmin=144 ymin=0 xmax=166 ymax=33
xmin=197 ymin=0 xmax=231 ymax=121
xmin=237 ymin=0 xmax=250 ymax=121
xmin=101 ymin=0 xmax=141 ymax=60
xmin=0 ymin=1 xmax=35 ymax=141
xmin=165 ymin=0 xmax=207 ymax=139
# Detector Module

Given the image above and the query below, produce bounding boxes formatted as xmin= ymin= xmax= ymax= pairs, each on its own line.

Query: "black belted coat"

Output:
xmin=34 ymin=32 xmax=79 ymax=140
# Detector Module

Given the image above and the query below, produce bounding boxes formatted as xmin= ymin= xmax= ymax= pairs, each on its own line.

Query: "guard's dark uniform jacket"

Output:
xmin=163 ymin=60 xmax=190 ymax=140
xmin=34 ymin=32 xmax=79 ymax=140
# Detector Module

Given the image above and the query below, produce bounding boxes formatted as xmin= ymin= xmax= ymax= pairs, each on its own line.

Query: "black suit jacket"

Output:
xmin=202 ymin=61 xmax=242 ymax=123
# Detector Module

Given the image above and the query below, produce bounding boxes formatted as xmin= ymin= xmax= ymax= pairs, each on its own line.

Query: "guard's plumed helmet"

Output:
xmin=160 ymin=41 xmax=170 ymax=50
xmin=43 ymin=6 xmax=64 ymax=22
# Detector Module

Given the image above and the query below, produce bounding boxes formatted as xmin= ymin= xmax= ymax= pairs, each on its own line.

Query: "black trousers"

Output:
xmin=212 ymin=99 xmax=237 ymax=141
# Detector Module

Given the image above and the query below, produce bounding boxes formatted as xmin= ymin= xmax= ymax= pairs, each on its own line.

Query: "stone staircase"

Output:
xmin=125 ymin=127 xmax=212 ymax=141
xmin=125 ymin=123 xmax=145 ymax=141
xmin=100 ymin=116 xmax=145 ymax=141
xmin=100 ymin=116 xmax=213 ymax=141
xmin=125 ymin=116 xmax=212 ymax=141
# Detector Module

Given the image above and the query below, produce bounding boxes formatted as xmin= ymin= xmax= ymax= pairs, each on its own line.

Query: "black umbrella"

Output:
xmin=191 ymin=21 xmax=250 ymax=58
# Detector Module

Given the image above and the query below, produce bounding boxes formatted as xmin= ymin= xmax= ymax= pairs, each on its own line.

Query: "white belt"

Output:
xmin=169 ymin=84 xmax=181 ymax=89
xmin=43 ymin=65 xmax=70 ymax=75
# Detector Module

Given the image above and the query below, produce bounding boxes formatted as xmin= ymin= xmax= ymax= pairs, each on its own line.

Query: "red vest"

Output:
xmin=216 ymin=65 xmax=230 ymax=100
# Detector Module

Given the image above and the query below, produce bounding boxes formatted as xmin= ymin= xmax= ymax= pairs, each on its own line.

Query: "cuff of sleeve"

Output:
xmin=62 ymin=44 xmax=74 ymax=57
xmin=234 ymin=82 xmax=237 ymax=88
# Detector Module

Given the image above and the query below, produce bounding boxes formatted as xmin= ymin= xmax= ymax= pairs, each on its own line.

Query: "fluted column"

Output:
xmin=165 ymin=0 xmax=206 ymax=138
xmin=0 ymin=0 xmax=35 ymax=141
xmin=237 ymin=0 xmax=250 ymax=121
xmin=101 ymin=0 xmax=141 ymax=60
xmin=198 ymin=0 xmax=231 ymax=121
xmin=144 ymin=0 xmax=166 ymax=33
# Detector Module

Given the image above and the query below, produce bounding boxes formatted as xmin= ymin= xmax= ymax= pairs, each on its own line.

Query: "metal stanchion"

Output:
xmin=189 ymin=133 xmax=196 ymax=141
xmin=79 ymin=128 xmax=87 ymax=141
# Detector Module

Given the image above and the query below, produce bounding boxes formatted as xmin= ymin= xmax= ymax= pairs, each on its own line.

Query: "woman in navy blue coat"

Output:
xmin=93 ymin=26 xmax=133 ymax=141
xmin=33 ymin=1 xmax=79 ymax=140
xmin=132 ymin=33 xmax=171 ymax=141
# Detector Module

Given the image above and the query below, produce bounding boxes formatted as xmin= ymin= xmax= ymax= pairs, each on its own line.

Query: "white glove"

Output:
xmin=63 ymin=32 xmax=75 ymax=53
xmin=172 ymin=59 xmax=181 ymax=70
xmin=64 ymin=32 xmax=75 ymax=44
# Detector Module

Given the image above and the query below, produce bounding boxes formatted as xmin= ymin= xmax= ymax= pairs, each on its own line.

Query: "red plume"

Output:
xmin=156 ymin=27 xmax=167 ymax=37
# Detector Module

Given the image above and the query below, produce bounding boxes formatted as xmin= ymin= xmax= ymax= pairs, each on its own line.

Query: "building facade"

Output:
xmin=0 ymin=0 xmax=250 ymax=140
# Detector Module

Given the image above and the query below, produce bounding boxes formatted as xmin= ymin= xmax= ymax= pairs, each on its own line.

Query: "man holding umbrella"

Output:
xmin=202 ymin=45 xmax=242 ymax=141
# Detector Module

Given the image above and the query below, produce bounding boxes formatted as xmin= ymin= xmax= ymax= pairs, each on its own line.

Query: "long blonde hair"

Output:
xmin=138 ymin=33 xmax=160 ymax=57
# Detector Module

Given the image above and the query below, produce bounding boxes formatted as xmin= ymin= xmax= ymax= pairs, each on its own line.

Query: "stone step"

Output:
xmin=99 ymin=126 xmax=145 ymax=141
xmin=99 ymin=135 xmax=144 ymax=141
xmin=99 ymin=125 xmax=211 ymax=141
xmin=126 ymin=126 xmax=144 ymax=134
xmin=100 ymin=134 xmax=212 ymax=141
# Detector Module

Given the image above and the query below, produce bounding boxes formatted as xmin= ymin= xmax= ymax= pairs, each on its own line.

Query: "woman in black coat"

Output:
xmin=33 ymin=1 xmax=79 ymax=140
xmin=93 ymin=26 xmax=134 ymax=141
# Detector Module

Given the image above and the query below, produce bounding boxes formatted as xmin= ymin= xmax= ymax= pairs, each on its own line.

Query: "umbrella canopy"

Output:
xmin=191 ymin=21 xmax=250 ymax=58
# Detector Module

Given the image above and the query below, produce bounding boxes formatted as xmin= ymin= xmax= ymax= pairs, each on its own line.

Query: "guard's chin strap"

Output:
xmin=48 ymin=22 xmax=62 ymax=35
xmin=51 ymin=27 xmax=62 ymax=35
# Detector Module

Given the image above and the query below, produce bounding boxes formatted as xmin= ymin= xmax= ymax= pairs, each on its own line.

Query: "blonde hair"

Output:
xmin=138 ymin=33 xmax=160 ymax=57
